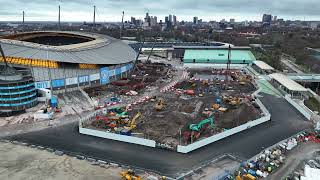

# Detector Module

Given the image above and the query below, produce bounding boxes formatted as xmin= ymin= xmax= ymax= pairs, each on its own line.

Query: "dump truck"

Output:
xmin=189 ymin=117 xmax=214 ymax=132
xmin=120 ymin=169 xmax=141 ymax=180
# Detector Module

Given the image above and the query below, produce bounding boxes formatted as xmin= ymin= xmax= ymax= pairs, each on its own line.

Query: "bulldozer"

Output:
xmin=155 ymin=98 xmax=165 ymax=111
xmin=120 ymin=169 xmax=141 ymax=180
xmin=124 ymin=112 xmax=141 ymax=131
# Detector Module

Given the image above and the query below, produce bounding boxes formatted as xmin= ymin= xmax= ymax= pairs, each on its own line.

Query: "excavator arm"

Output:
xmin=130 ymin=112 xmax=141 ymax=126
xmin=189 ymin=117 xmax=214 ymax=132
xmin=124 ymin=112 xmax=141 ymax=131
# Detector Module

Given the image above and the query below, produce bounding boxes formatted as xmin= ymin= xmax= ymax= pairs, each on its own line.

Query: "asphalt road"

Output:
xmin=6 ymin=94 xmax=312 ymax=177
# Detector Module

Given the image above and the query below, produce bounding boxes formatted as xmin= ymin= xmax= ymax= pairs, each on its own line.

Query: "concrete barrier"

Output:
xmin=177 ymin=98 xmax=271 ymax=153
xmin=79 ymin=127 xmax=156 ymax=148
xmin=284 ymin=95 xmax=312 ymax=120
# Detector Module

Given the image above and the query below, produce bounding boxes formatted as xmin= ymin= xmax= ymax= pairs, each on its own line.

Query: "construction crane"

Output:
xmin=124 ymin=112 xmax=141 ymax=131
xmin=0 ymin=44 xmax=9 ymax=67
xmin=131 ymin=36 xmax=145 ymax=73
xmin=0 ymin=43 xmax=20 ymax=79
xmin=146 ymin=34 xmax=159 ymax=63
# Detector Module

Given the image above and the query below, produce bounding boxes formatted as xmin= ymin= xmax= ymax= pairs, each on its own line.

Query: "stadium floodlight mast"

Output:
xmin=120 ymin=11 xmax=125 ymax=39
xmin=58 ymin=5 xmax=61 ymax=30
xmin=93 ymin=5 xmax=96 ymax=29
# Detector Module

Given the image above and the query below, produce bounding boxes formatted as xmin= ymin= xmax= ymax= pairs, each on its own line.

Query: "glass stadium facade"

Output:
xmin=0 ymin=69 xmax=38 ymax=113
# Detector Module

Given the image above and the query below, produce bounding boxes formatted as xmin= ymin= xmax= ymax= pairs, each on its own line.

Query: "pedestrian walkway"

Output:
xmin=246 ymin=66 xmax=260 ymax=77
xmin=257 ymin=79 xmax=282 ymax=97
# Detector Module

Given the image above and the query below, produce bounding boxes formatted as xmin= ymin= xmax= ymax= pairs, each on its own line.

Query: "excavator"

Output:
xmin=155 ymin=98 xmax=165 ymax=111
xmin=120 ymin=169 xmax=141 ymax=180
xmin=124 ymin=112 xmax=141 ymax=131
xmin=189 ymin=117 xmax=214 ymax=132
xmin=239 ymin=74 xmax=252 ymax=85
xmin=223 ymin=96 xmax=242 ymax=106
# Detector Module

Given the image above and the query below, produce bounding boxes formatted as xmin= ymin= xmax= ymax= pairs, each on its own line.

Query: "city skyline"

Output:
xmin=0 ymin=0 xmax=319 ymax=22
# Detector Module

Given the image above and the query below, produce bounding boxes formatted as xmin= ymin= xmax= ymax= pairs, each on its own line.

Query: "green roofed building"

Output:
xmin=183 ymin=48 xmax=256 ymax=64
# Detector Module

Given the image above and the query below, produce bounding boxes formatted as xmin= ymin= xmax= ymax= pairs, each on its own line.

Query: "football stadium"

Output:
xmin=0 ymin=31 xmax=136 ymax=91
xmin=0 ymin=31 xmax=136 ymax=113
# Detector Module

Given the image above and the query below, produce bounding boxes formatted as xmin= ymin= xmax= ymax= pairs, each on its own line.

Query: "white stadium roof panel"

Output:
xmin=253 ymin=60 xmax=275 ymax=70
xmin=0 ymin=31 xmax=136 ymax=65
xmin=269 ymin=73 xmax=307 ymax=92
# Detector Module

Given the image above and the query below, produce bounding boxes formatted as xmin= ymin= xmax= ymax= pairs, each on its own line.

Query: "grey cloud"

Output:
xmin=0 ymin=0 xmax=319 ymax=21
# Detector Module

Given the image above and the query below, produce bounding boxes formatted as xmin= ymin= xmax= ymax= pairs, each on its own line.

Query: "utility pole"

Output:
xmin=58 ymin=5 xmax=61 ymax=30
xmin=93 ymin=5 xmax=96 ymax=29
xmin=226 ymin=45 xmax=231 ymax=83
xmin=120 ymin=11 xmax=124 ymax=39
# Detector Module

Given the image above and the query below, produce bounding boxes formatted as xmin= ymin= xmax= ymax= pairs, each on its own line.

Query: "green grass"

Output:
xmin=305 ymin=97 xmax=320 ymax=112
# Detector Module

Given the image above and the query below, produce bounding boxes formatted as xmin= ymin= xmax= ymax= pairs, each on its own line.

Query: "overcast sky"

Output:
xmin=0 ymin=0 xmax=319 ymax=22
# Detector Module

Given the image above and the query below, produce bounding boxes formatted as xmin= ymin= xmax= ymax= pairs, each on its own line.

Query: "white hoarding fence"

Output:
xmin=284 ymin=95 xmax=312 ymax=120
xmin=79 ymin=128 xmax=156 ymax=147
xmin=177 ymin=98 xmax=271 ymax=153
xmin=177 ymin=115 xmax=270 ymax=153
xmin=79 ymin=111 xmax=156 ymax=148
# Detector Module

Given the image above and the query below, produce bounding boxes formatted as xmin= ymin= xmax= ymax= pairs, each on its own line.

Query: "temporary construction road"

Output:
xmin=5 ymin=94 xmax=313 ymax=178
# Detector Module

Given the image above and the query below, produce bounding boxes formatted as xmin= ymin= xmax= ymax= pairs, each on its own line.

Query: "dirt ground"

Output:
xmin=133 ymin=69 xmax=259 ymax=145
xmin=85 ymin=68 xmax=261 ymax=148
xmin=0 ymin=142 xmax=151 ymax=180
xmin=84 ymin=62 xmax=173 ymax=99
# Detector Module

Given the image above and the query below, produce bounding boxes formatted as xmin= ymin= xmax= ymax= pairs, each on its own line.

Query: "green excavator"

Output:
xmin=189 ymin=117 xmax=214 ymax=132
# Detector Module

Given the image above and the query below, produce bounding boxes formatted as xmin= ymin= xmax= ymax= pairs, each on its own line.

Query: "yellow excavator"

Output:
xmin=120 ymin=169 xmax=141 ymax=180
xmin=239 ymin=75 xmax=251 ymax=85
xmin=124 ymin=112 xmax=141 ymax=131
xmin=155 ymin=98 xmax=165 ymax=111
xmin=223 ymin=96 xmax=242 ymax=106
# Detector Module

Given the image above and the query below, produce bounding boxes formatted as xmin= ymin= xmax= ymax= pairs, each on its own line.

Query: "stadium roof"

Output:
xmin=183 ymin=49 xmax=256 ymax=62
xmin=269 ymin=73 xmax=307 ymax=92
xmin=0 ymin=31 xmax=136 ymax=65
xmin=253 ymin=60 xmax=275 ymax=70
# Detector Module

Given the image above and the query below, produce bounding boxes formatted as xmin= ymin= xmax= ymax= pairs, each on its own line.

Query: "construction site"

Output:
xmin=81 ymin=60 xmax=263 ymax=149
